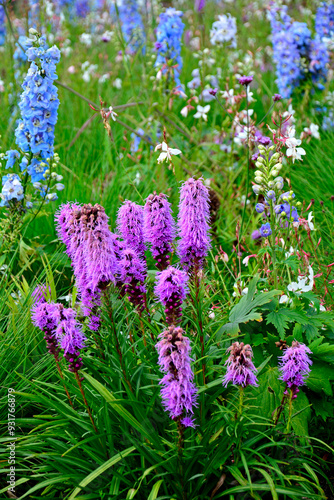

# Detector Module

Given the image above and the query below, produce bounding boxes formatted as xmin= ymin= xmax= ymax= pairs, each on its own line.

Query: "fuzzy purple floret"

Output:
xmin=31 ymin=284 xmax=51 ymax=305
xmin=279 ymin=340 xmax=312 ymax=388
xmin=177 ymin=178 xmax=211 ymax=270
xmin=55 ymin=203 xmax=118 ymax=330
xmin=223 ymin=342 xmax=258 ymax=388
xmin=119 ymin=247 xmax=147 ymax=312
xmin=155 ymin=266 xmax=188 ymax=325
xmin=156 ymin=326 xmax=198 ymax=422
xmin=117 ymin=200 xmax=146 ymax=257
xmin=144 ymin=192 xmax=176 ymax=270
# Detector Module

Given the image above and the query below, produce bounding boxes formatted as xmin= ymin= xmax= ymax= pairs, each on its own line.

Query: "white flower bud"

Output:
xmin=29 ymin=28 xmax=38 ymax=35
xmin=256 ymin=156 xmax=265 ymax=163
xmin=270 ymin=169 xmax=278 ymax=177
xmin=55 ymin=183 xmax=65 ymax=191
xmin=255 ymin=161 xmax=265 ymax=169
xmin=254 ymin=176 xmax=263 ymax=184
xmin=252 ymin=184 xmax=261 ymax=195
xmin=268 ymin=181 xmax=275 ymax=188
xmin=56 ymin=174 xmax=63 ymax=182
xmin=270 ymin=152 xmax=280 ymax=162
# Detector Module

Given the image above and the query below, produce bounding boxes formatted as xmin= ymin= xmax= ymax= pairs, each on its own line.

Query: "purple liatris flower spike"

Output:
xmin=119 ymin=248 xmax=147 ymax=313
xmin=117 ymin=200 xmax=146 ymax=257
xmin=223 ymin=342 xmax=258 ymax=387
xmin=144 ymin=192 xmax=176 ymax=270
xmin=156 ymin=325 xmax=197 ymax=426
xmin=31 ymin=302 xmax=62 ymax=358
xmin=155 ymin=267 xmax=188 ymax=325
xmin=31 ymin=284 xmax=51 ymax=305
xmin=177 ymin=178 xmax=211 ymax=270
xmin=279 ymin=341 xmax=312 ymax=396
xmin=55 ymin=203 xmax=118 ymax=331
xmin=55 ymin=307 xmax=86 ymax=373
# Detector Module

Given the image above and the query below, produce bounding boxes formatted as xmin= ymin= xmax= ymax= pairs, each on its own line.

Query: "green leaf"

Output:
xmin=248 ymin=367 xmax=283 ymax=419
xmin=147 ymin=480 xmax=164 ymax=500
xmin=307 ymin=362 xmax=334 ymax=396
xmin=68 ymin=447 xmax=136 ymax=499
xmin=290 ymin=391 xmax=311 ymax=437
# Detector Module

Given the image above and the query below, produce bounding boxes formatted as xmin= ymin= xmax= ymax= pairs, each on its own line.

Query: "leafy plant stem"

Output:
xmin=74 ymin=371 xmax=98 ymax=433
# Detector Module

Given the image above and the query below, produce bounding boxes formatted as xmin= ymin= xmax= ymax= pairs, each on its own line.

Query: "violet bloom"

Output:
xmin=156 ymin=325 xmax=198 ymax=427
xmin=144 ymin=192 xmax=176 ymax=270
xmin=117 ymin=200 xmax=146 ymax=257
xmin=239 ymin=75 xmax=253 ymax=86
xmin=155 ymin=267 xmax=188 ymax=325
xmin=119 ymin=248 xmax=147 ymax=313
xmin=195 ymin=0 xmax=206 ymax=12
xmin=55 ymin=203 xmax=118 ymax=331
xmin=55 ymin=307 xmax=86 ymax=373
xmin=177 ymin=178 xmax=211 ymax=271
xmin=279 ymin=341 xmax=312 ymax=398
xmin=273 ymin=93 xmax=282 ymax=102
xmin=223 ymin=342 xmax=258 ymax=387
xmin=31 ymin=284 xmax=50 ymax=305
xmin=31 ymin=302 xmax=62 ymax=359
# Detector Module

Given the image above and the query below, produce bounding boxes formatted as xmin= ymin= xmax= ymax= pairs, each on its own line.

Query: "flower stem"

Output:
xmin=74 ymin=372 xmax=97 ymax=433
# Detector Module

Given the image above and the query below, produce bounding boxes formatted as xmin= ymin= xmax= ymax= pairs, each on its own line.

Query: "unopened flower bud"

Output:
xmin=252 ymin=184 xmax=261 ymax=195
xmin=270 ymin=152 xmax=280 ymax=163
xmin=268 ymin=181 xmax=275 ymax=188
xmin=254 ymin=176 xmax=263 ymax=184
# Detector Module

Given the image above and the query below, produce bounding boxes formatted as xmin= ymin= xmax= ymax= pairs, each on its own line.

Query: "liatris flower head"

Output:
xmin=155 ymin=266 xmax=188 ymax=325
xmin=117 ymin=200 xmax=146 ymax=257
xmin=55 ymin=306 xmax=86 ymax=372
xmin=223 ymin=342 xmax=258 ymax=387
xmin=177 ymin=177 xmax=211 ymax=271
xmin=32 ymin=284 xmax=51 ymax=305
xmin=144 ymin=192 xmax=176 ymax=270
xmin=279 ymin=340 xmax=312 ymax=394
xmin=239 ymin=75 xmax=253 ymax=86
xmin=156 ymin=325 xmax=198 ymax=426
xmin=119 ymin=248 xmax=147 ymax=312
xmin=31 ymin=302 xmax=63 ymax=358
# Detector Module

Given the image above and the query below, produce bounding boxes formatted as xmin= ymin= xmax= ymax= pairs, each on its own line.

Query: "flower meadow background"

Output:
xmin=1 ymin=0 xmax=334 ymax=498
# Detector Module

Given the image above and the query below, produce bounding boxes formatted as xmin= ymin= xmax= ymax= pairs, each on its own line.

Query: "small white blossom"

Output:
xmin=155 ymin=141 xmax=182 ymax=164
xmin=194 ymin=104 xmax=210 ymax=121
xmin=285 ymin=127 xmax=306 ymax=163
xmin=108 ymin=106 xmax=118 ymax=121
xmin=307 ymin=211 xmax=315 ymax=231
xmin=287 ymin=266 xmax=314 ymax=294
xmin=113 ymin=78 xmax=122 ymax=89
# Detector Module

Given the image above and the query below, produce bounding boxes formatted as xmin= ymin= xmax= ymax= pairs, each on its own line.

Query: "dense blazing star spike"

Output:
xmin=177 ymin=178 xmax=211 ymax=271
xmin=156 ymin=325 xmax=198 ymax=426
xmin=77 ymin=203 xmax=118 ymax=291
xmin=119 ymin=248 xmax=147 ymax=313
xmin=315 ymin=2 xmax=334 ymax=40
xmin=279 ymin=341 xmax=312 ymax=394
xmin=55 ymin=203 xmax=118 ymax=330
xmin=210 ymin=13 xmax=237 ymax=48
xmin=155 ymin=8 xmax=185 ymax=88
xmin=0 ymin=5 xmax=6 ymax=46
xmin=223 ymin=342 xmax=258 ymax=388
xmin=117 ymin=200 xmax=146 ymax=257
xmin=55 ymin=307 xmax=86 ymax=372
xmin=55 ymin=202 xmax=82 ymax=258
xmin=31 ymin=302 xmax=62 ymax=358
xmin=15 ymin=37 xmax=61 ymax=186
xmin=117 ymin=0 xmax=145 ymax=53
xmin=31 ymin=284 xmax=51 ymax=305
xmin=144 ymin=192 xmax=176 ymax=270
xmin=155 ymin=267 xmax=188 ymax=325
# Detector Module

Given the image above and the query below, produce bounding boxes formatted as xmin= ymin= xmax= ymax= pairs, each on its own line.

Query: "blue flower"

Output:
xmin=4 ymin=150 xmax=20 ymax=169
xmin=260 ymin=223 xmax=272 ymax=238
xmin=315 ymin=2 xmax=334 ymax=39
xmin=255 ymin=203 xmax=265 ymax=213
xmin=0 ymin=5 xmax=6 ymax=46
xmin=155 ymin=8 xmax=185 ymax=88
xmin=0 ymin=174 xmax=24 ymax=207
xmin=115 ymin=0 xmax=145 ymax=54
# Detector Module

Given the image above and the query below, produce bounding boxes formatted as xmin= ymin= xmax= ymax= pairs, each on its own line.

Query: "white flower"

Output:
xmin=221 ymin=88 xmax=236 ymax=106
xmin=279 ymin=294 xmax=292 ymax=304
xmin=194 ymin=105 xmax=210 ymax=121
xmin=113 ymin=78 xmax=122 ymax=89
xmin=154 ymin=141 xmax=182 ymax=164
xmin=99 ymin=74 xmax=110 ymax=84
xmin=108 ymin=106 xmax=118 ymax=121
xmin=307 ymin=211 xmax=315 ymax=231
xmin=180 ymin=106 xmax=189 ymax=117
xmin=79 ymin=33 xmax=93 ymax=47
xmin=285 ymin=127 xmax=306 ymax=163
xmin=208 ymin=310 xmax=215 ymax=319
xmin=287 ymin=266 xmax=314 ymax=294
xmin=309 ymin=123 xmax=320 ymax=139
